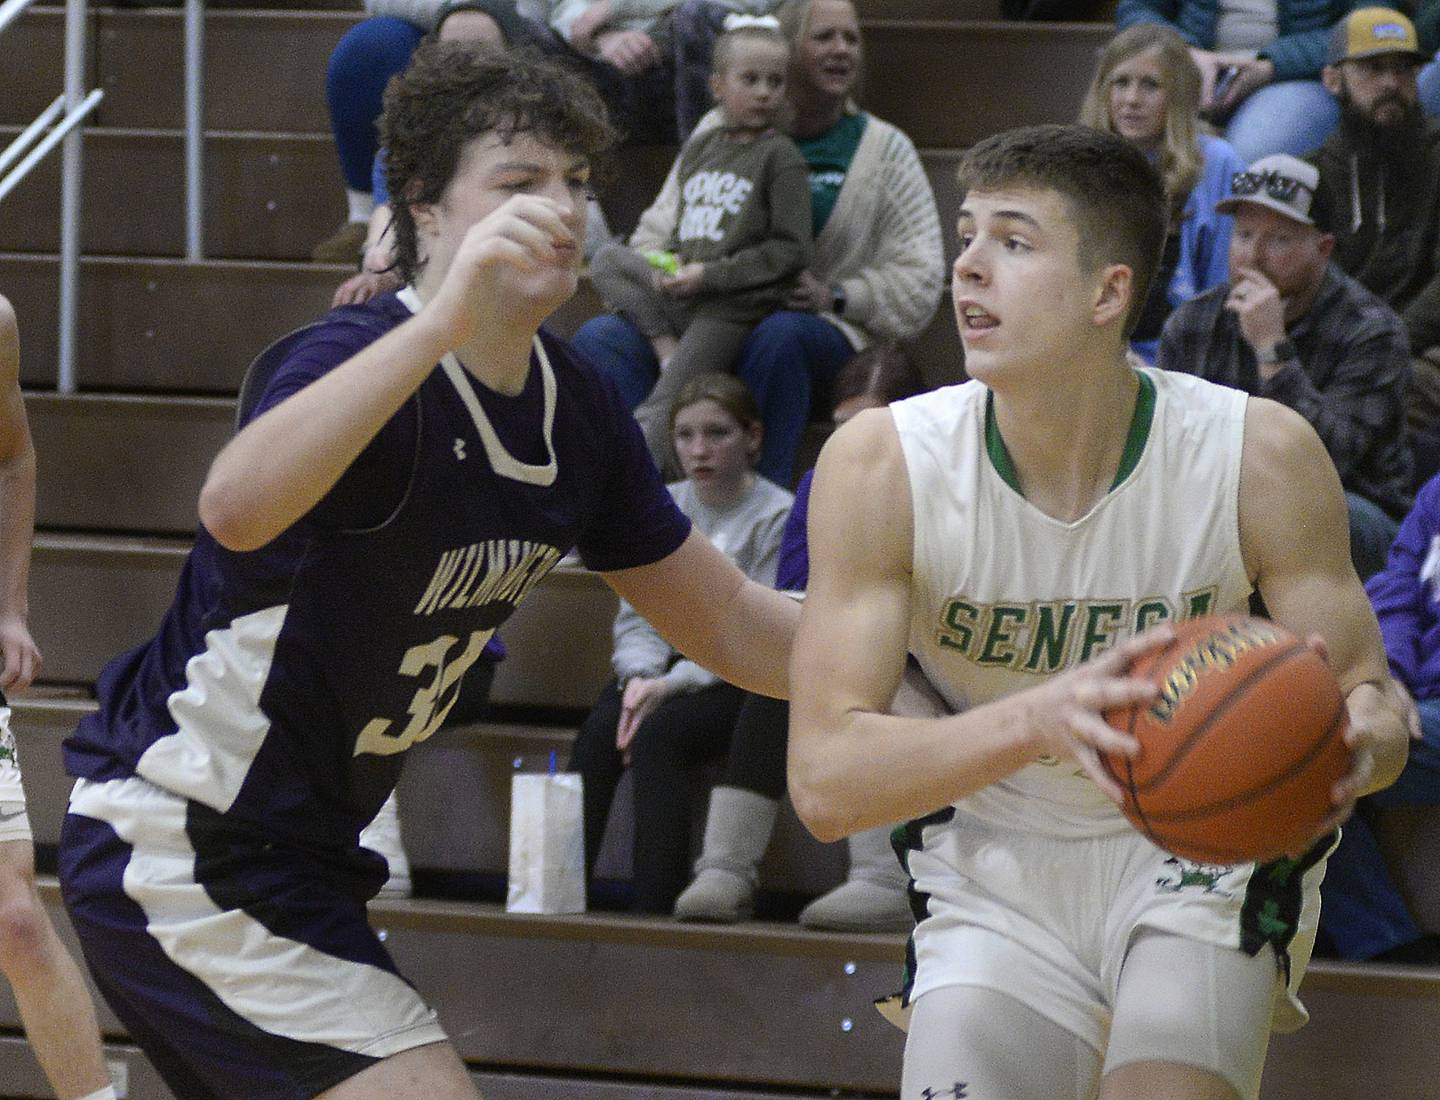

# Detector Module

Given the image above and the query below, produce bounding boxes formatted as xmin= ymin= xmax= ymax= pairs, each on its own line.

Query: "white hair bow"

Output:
xmin=722 ymin=12 xmax=781 ymax=30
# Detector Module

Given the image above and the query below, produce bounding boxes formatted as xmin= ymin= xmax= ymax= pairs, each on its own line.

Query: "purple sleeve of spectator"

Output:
xmin=1366 ymin=475 xmax=1440 ymax=692
xmin=776 ymin=468 xmax=813 ymax=591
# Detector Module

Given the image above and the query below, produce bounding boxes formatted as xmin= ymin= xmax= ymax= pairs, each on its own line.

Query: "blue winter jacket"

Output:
xmin=1367 ymin=473 xmax=1440 ymax=701
xmin=1116 ymin=0 xmax=1364 ymax=81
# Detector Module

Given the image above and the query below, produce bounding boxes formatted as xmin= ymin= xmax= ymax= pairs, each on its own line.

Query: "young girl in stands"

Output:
xmin=588 ymin=15 xmax=811 ymax=469
xmin=569 ymin=373 xmax=792 ymax=914
xmin=575 ymin=0 xmax=945 ymax=488
xmin=673 ymin=343 xmax=931 ymax=927
xmin=1078 ymin=22 xmax=1244 ymax=363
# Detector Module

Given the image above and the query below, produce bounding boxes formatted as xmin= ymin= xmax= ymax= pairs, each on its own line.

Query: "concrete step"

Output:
xmin=3 ymin=877 xmax=1439 ymax=1098
xmin=863 ymin=20 xmax=1112 ymax=148
xmin=27 ymin=391 xmax=233 ymax=533
xmin=0 ymin=9 xmax=349 ymax=133
xmin=25 ymin=534 xmax=618 ymax=708
xmin=0 ymin=128 xmax=344 ymax=260
xmin=0 ymin=254 xmax=613 ymax=392
xmin=0 ymin=248 xmax=967 ymax=400
xmin=0 ymin=1032 xmax=847 ymax=1100
xmin=10 ymin=696 xmax=848 ymax=896
xmin=2 ymin=11 xmax=1112 ymax=146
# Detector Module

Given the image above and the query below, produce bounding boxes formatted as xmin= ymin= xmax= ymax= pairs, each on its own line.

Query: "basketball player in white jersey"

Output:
xmin=789 ymin=124 xmax=1414 ymax=1100
xmin=0 ymin=294 xmax=115 ymax=1100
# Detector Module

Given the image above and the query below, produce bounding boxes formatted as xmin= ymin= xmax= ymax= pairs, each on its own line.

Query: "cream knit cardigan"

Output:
xmin=627 ymin=107 xmax=945 ymax=350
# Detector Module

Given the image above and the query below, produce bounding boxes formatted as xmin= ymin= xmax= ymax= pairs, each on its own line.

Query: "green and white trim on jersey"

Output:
xmin=880 ymin=369 xmax=1330 ymax=1042
xmin=892 ymin=367 xmax=1252 ymax=836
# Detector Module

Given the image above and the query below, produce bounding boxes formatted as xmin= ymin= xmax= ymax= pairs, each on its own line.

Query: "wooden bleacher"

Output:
xmin=0 ymin=3 xmax=1438 ymax=1097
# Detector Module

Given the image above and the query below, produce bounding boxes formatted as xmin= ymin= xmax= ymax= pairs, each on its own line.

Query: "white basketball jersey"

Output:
xmin=893 ymin=367 xmax=1253 ymax=837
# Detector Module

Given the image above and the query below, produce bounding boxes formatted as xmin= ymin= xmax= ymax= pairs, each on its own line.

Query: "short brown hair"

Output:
xmin=957 ymin=124 xmax=1168 ymax=337
xmin=381 ymin=41 xmax=616 ymax=284
xmin=669 ymin=372 xmax=763 ymax=437
xmin=831 ymin=343 xmax=926 ymax=409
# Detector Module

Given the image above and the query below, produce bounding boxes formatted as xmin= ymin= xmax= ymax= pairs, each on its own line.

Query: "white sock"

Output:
xmin=75 ymin=1087 xmax=118 ymax=1100
xmin=345 ymin=187 xmax=374 ymax=224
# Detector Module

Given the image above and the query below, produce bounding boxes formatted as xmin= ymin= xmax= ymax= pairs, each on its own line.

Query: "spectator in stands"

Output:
xmin=1078 ymin=23 xmax=1245 ymax=362
xmin=1115 ymin=0 xmax=1348 ymax=161
xmin=0 ymin=295 xmax=116 ymax=1100
xmin=673 ymin=342 xmax=927 ymax=929
xmin=588 ymin=16 xmax=811 ymax=468
xmin=574 ymin=0 xmax=945 ymax=487
xmin=1158 ymin=151 xmax=1413 ymax=580
xmin=58 ymin=45 xmax=798 ymax=1098
xmin=1318 ymin=470 xmax=1440 ymax=963
xmin=569 ymin=373 xmax=792 ymax=915
xmin=314 ymin=0 xmax=532 ymax=262
xmin=1312 ymin=8 xmax=1440 ymax=442
xmin=330 ymin=0 xmax=623 ymax=306
xmin=1415 ymin=0 xmax=1440 ymax=115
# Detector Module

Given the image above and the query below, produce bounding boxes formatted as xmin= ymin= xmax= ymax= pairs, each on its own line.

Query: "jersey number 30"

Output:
xmin=354 ymin=629 xmax=494 ymax=757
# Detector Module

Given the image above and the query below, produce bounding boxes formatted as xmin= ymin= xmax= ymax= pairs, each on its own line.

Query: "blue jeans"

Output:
xmin=1420 ymin=52 xmax=1440 ymax=117
xmin=1347 ymin=492 xmax=1400 ymax=583
xmin=672 ymin=0 xmax=732 ymax=139
xmin=1224 ymin=80 xmax=1339 ymax=162
xmin=736 ymin=312 xmax=855 ymax=485
xmin=572 ymin=313 xmax=660 ymax=412
xmin=1319 ymin=698 xmax=1440 ymax=958
xmin=325 ymin=17 xmax=424 ymax=192
xmin=573 ymin=310 xmax=857 ymax=486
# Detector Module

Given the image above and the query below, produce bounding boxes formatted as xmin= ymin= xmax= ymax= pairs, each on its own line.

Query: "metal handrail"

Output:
xmin=0 ymin=95 xmax=65 ymax=180
xmin=0 ymin=0 xmax=104 ymax=392
xmin=185 ymin=0 xmax=204 ymax=260
xmin=0 ymin=0 xmax=36 ymax=37
xmin=0 ymin=90 xmax=101 ymax=203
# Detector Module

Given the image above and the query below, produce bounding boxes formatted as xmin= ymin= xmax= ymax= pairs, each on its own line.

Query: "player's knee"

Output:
xmin=0 ymin=887 xmax=52 ymax=975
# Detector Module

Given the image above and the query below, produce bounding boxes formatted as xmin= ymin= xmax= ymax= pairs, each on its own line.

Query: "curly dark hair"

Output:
xmin=380 ymin=41 xmax=616 ymax=284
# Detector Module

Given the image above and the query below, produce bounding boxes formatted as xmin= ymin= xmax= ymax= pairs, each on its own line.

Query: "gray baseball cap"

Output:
xmin=1216 ymin=154 xmax=1323 ymax=227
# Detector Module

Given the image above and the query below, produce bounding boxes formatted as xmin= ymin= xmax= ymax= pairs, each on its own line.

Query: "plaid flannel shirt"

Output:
xmin=1157 ymin=264 xmax=1414 ymax=517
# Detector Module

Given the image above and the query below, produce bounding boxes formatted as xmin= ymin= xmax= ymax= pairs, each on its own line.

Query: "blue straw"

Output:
xmin=549 ymin=750 xmax=557 ymax=775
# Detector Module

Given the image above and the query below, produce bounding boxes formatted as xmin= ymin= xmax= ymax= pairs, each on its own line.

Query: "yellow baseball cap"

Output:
xmin=1327 ymin=7 xmax=1424 ymax=65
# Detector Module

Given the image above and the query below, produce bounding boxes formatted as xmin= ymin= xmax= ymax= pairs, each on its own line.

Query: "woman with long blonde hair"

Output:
xmin=1080 ymin=23 xmax=1245 ymax=361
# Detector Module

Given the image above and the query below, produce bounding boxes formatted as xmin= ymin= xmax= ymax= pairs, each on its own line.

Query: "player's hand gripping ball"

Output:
xmin=1100 ymin=614 xmax=1351 ymax=864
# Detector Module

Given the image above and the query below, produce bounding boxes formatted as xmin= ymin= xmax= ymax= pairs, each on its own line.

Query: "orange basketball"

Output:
xmin=1100 ymin=614 xmax=1351 ymax=864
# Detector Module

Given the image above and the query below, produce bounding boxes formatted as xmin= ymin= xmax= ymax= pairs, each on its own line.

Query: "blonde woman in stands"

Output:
xmin=0 ymin=297 xmax=116 ymax=1100
xmin=574 ymin=0 xmax=944 ymax=486
xmin=55 ymin=44 xmax=796 ymax=1100
xmin=570 ymin=372 xmax=792 ymax=915
xmin=1115 ymin=0 xmax=1345 ymax=161
xmin=1079 ymin=22 xmax=1245 ymax=362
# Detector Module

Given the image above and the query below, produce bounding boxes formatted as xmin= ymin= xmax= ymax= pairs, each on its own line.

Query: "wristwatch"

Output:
xmin=830 ymin=284 xmax=847 ymax=317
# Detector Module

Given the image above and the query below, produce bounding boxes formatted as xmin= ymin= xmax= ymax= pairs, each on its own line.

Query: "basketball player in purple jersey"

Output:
xmin=57 ymin=45 xmax=795 ymax=1100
